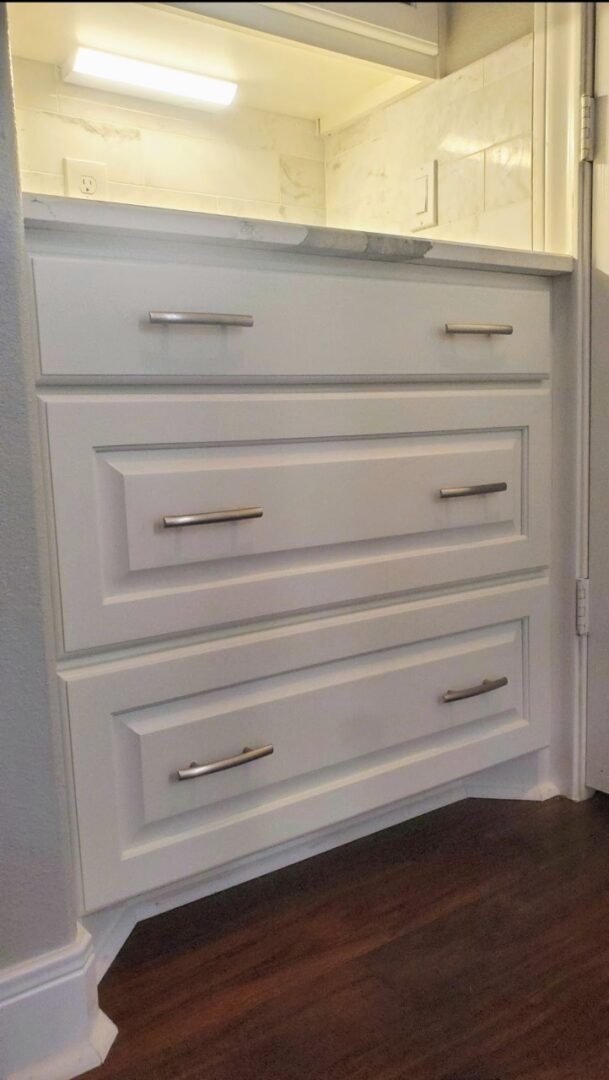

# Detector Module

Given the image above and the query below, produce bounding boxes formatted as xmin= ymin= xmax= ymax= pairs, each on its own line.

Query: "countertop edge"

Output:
xmin=22 ymin=194 xmax=575 ymax=277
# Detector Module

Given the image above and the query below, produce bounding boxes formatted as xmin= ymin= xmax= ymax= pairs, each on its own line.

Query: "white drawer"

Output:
xmin=31 ymin=253 xmax=551 ymax=380
xmin=43 ymin=389 xmax=551 ymax=651
xmin=64 ymin=579 xmax=550 ymax=910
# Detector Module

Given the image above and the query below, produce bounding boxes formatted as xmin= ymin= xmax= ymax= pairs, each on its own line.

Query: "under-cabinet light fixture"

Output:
xmin=62 ymin=47 xmax=237 ymax=110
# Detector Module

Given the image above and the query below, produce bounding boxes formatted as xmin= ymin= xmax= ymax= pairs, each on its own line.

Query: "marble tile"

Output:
xmin=59 ymin=85 xmax=323 ymax=159
xmin=324 ymin=112 xmax=379 ymax=161
xmin=212 ymin=198 xmax=325 ymax=226
xmin=12 ymin=57 xmax=58 ymax=112
xmin=58 ymin=91 xmax=179 ymax=135
xmin=104 ymin=181 xmax=148 ymax=208
xmin=57 ymin=79 xmax=218 ymax=134
xmin=479 ymin=64 xmax=534 ymax=139
xmin=484 ymin=34 xmax=534 ymax=87
xmin=485 ymin=135 xmax=532 ymax=211
xmin=277 ymin=204 xmax=326 ymax=226
xmin=438 ymin=153 xmax=485 ymax=225
xmin=324 ymin=83 xmax=424 ymax=161
xmin=20 ymin=170 xmax=64 ymax=197
xmin=325 ymin=137 xmax=387 ymax=213
xmin=361 ymin=91 xmax=429 ymax=157
xmin=326 ymin=185 xmax=409 ymax=235
xmin=107 ymin=183 xmax=220 ymax=215
xmin=141 ymin=129 xmax=279 ymax=201
xmin=15 ymin=108 xmax=145 ymax=185
xmin=416 ymin=197 xmax=532 ymax=251
xmin=436 ymin=57 xmax=485 ymax=98
xmin=324 ymin=205 xmax=358 ymax=230
xmin=215 ymin=196 xmax=283 ymax=221
xmin=418 ymin=213 xmax=481 ymax=244
xmin=439 ymin=67 xmax=533 ymax=163
xmin=279 ymin=156 xmax=325 ymax=209
xmin=258 ymin=113 xmax=324 ymax=161
xmin=477 ymin=198 xmax=532 ymax=249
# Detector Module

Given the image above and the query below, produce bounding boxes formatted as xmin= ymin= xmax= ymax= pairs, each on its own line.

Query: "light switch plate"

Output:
xmin=63 ymin=158 xmax=108 ymax=199
xmin=411 ymin=160 xmax=437 ymax=231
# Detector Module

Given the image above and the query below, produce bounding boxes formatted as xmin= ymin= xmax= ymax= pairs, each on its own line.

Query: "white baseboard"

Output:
xmin=85 ymin=753 xmax=559 ymax=987
xmin=464 ymin=750 xmax=560 ymax=801
xmin=465 ymin=778 xmax=560 ymax=800
xmin=0 ymin=925 xmax=117 ymax=1080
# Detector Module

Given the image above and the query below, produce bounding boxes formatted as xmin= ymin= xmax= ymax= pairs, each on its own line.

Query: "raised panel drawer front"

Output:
xmin=63 ymin=579 xmax=550 ymax=910
xmin=42 ymin=389 xmax=551 ymax=652
xmin=31 ymin=252 xmax=551 ymax=380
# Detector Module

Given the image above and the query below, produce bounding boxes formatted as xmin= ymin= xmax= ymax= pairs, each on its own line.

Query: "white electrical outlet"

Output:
xmin=411 ymin=160 xmax=437 ymax=231
xmin=63 ymin=159 xmax=108 ymax=200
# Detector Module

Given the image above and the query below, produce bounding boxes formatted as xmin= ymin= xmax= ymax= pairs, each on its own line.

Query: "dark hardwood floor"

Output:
xmin=90 ymin=795 xmax=609 ymax=1080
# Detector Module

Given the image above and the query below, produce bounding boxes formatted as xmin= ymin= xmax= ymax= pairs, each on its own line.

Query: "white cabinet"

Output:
xmin=26 ymin=203 xmax=558 ymax=913
xmin=175 ymin=2 xmax=440 ymax=79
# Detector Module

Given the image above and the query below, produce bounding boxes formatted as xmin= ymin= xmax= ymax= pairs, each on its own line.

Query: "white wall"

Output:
xmin=324 ymin=34 xmax=534 ymax=250
xmin=12 ymin=56 xmax=326 ymax=225
xmin=0 ymin=3 xmax=76 ymax=968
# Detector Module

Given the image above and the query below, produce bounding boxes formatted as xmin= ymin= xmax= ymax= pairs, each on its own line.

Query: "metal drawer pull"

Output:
xmin=439 ymin=482 xmax=507 ymax=499
xmin=442 ymin=676 xmax=508 ymax=704
xmin=177 ymin=744 xmax=274 ymax=781
xmin=445 ymin=322 xmax=513 ymax=335
xmin=163 ymin=507 xmax=263 ymax=528
xmin=149 ymin=311 xmax=254 ymax=327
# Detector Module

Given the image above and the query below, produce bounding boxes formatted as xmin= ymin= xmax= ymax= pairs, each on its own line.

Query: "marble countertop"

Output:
xmin=23 ymin=194 xmax=574 ymax=277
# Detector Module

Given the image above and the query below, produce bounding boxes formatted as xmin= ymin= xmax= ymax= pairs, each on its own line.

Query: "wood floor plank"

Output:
xmin=90 ymin=795 xmax=609 ymax=1080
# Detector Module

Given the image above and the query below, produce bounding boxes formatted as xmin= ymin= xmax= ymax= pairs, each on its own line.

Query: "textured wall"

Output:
xmin=324 ymin=35 xmax=533 ymax=250
xmin=12 ymin=56 xmax=326 ymax=226
xmin=0 ymin=3 xmax=75 ymax=966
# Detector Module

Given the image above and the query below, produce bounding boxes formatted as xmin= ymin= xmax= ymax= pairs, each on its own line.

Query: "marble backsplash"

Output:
xmin=323 ymin=35 xmax=534 ymax=250
xmin=12 ymin=56 xmax=327 ymax=226
xmin=12 ymin=34 xmax=534 ymax=250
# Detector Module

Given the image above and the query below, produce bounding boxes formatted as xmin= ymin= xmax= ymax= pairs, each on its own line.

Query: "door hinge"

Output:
xmin=581 ymin=94 xmax=595 ymax=162
xmin=576 ymin=578 xmax=590 ymax=635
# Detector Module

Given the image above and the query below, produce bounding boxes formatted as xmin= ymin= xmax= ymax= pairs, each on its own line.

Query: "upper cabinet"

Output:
xmin=171 ymin=2 xmax=440 ymax=78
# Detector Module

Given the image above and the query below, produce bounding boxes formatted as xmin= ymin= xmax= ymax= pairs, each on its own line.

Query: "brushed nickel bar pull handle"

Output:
xmin=163 ymin=507 xmax=263 ymax=528
xmin=445 ymin=322 xmax=513 ymax=335
xmin=439 ymin=482 xmax=507 ymax=499
xmin=177 ymin=744 xmax=274 ymax=781
xmin=442 ymin=676 xmax=508 ymax=704
xmin=149 ymin=311 xmax=254 ymax=327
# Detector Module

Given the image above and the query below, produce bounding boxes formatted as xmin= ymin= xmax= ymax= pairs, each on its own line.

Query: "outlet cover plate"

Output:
xmin=63 ymin=158 xmax=108 ymax=199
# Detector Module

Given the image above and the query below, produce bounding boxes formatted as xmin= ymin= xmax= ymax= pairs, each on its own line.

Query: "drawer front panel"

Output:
xmin=64 ymin=580 xmax=550 ymax=910
xmin=136 ymin=621 xmax=522 ymax=825
xmin=32 ymin=253 xmax=551 ymax=380
xmin=120 ymin=432 xmax=521 ymax=573
xmin=43 ymin=390 xmax=550 ymax=652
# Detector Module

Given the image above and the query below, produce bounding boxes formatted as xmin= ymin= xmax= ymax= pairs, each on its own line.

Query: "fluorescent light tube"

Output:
xmin=63 ymin=47 xmax=237 ymax=110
